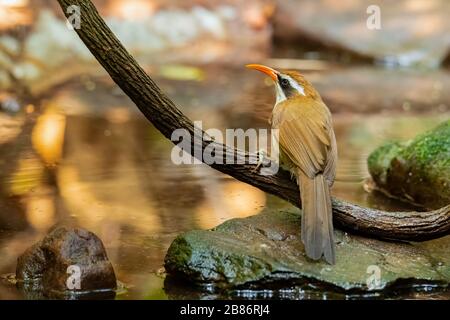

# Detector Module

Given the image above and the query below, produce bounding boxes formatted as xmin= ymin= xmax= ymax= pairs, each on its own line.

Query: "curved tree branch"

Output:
xmin=56 ymin=0 xmax=449 ymax=242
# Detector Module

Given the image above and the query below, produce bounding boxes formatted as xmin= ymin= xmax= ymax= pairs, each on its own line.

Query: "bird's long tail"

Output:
xmin=298 ymin=171 xmax=335 ymax=264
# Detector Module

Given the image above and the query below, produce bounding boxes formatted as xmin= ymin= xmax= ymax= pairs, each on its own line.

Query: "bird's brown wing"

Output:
xmin=272 ymin=99 xmax=337 ymax=264
xmin=272 ymin=99 xmax=335 ymax=180
xmin=324 ymin=127 xmax=337 ymax=186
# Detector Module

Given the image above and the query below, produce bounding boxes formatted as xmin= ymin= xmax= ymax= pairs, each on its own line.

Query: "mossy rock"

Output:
xmin=368 ymin=120 xmax=450 ymax=209
xmin=164 ymin=209 xmax=450 ymax=293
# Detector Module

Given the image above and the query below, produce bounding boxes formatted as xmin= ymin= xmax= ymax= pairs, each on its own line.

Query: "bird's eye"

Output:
xmin=281 ymin=78 xmax=290 ymax=87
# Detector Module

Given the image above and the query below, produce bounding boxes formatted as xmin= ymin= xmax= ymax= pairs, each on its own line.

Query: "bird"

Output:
xmin=246 ymin=64 xmax=337 ymax=264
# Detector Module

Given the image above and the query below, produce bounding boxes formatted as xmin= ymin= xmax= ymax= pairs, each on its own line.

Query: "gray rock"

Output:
xmin=16 ymin=227 xmax=116 ymax=298
xmin=165 ymin=209 xmax=450 ymax=292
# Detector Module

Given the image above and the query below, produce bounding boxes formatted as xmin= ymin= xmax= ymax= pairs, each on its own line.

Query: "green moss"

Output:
xmin=400 ymin=121 xmax=450 ymax=172
xmin=165 ymin=230 xmax=274 ymax=286
xmin=368 ymin=142 xmax=404 ymax=185
xmin=368 ymin=120 xmax=450 ymax=208
xmin=164 ymin=235 xmax=193 ymax=275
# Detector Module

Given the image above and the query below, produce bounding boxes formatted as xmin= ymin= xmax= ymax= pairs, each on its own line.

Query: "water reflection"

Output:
xmin=0 ymin=75 xmax=449 ymax=299
xmin=196 ymin=180 xmax=266 ymax=229
xmin=32 ymin=107 xmax=66 ymax=166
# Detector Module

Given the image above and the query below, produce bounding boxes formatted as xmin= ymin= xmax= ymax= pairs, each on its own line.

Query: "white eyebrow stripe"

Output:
xmin=285 ymin=75 xmax=305 ymax=96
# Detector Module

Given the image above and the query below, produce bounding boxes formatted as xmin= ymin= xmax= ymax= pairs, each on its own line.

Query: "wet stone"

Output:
xmin=16 ymin=227 xmax=117 ymax=298
xmin=164 ymin=209 xmax=450 ymax=293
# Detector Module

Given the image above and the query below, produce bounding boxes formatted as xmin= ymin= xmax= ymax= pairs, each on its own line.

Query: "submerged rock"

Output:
xmin=16 ymin=227 xmax=116 ymax=298
xmin=368 ymin=120 xmax=450 ymax=209
xmin=164 ymin=209 xmax=450 ymax=292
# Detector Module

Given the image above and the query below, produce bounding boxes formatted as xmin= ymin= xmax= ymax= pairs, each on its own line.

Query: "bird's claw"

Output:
xmin=252 ymin=149 xmax=267 ymax=173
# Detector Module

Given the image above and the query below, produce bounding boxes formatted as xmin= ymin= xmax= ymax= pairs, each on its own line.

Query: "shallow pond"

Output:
xmin=0 ymin=67 xmax=449 ymax=299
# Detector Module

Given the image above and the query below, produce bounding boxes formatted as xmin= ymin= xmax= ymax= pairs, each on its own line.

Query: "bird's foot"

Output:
xmin=252 ymin=149 xmax=266 ymax=173
xmin=252 ymin=149 xmax=277 ymax=174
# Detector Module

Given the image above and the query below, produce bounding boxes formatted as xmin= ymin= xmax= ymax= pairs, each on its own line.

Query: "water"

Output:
xmin=0 ymin=70 xmax=448 ymax=300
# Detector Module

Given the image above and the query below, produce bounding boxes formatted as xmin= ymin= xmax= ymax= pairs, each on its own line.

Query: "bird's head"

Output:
xmin=246 ymin=64 xmax=319 ymax=105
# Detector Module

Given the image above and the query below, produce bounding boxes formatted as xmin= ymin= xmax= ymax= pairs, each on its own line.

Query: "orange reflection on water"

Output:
xmin=7 ymin=154 xmax=44 ymax=196
xmin=196 ymin=180 xmax=266 ymax=229
xmin=32 ymin=110 xmax=66 ymax=166
xmin=26 ymin=192 xmax=55 ymax=231
xmin=57 ymin=165 xmax=162 ymax=235
xmin=223 ymin=181 xmax=266 ymax=216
